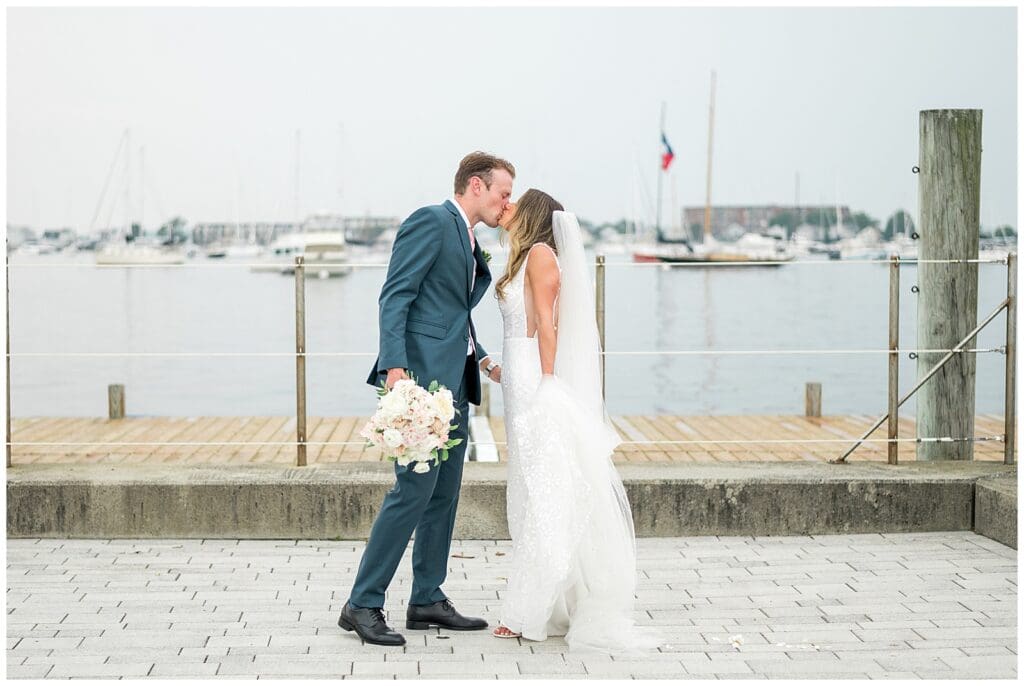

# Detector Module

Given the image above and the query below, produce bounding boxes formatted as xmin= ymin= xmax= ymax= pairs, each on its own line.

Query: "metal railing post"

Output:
xmin=295 ymin=255 xmax=307 ymax=467
xmin=5 ymin=244 xmax=10 ymax=468
xmin=478 ymin=383 xmax=490 ymax=417
xmin=1005 ymin=252 xmax=1017 ymax=465
xmin=888 ymin=255 xmax=900 ymax=464
xmin=596 ymin=254 xmax=606 ymax=399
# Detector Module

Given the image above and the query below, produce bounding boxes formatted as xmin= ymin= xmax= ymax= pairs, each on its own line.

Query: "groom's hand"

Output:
xmin=483 ymin=364 xmax=501 ymax=383
xmin=386 ymin=368 xmax=409 ymax=390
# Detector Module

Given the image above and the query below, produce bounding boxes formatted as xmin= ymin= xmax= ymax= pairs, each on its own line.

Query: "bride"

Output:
xmin=488 ymin=188 xmax=661 ymax=653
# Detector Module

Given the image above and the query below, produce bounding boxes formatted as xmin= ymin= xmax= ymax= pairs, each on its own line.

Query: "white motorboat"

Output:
xmin=95 ymin=243 xmax=186 ymax=265
xmin=253 ymin=231 xmax=351 ymax=278
xmin=225 ymin=243 xmax=264 ymax=258
xmin=634 ymin=234 xmax=795 ymax=265
xmin=838 ymin=227 xmax=888 ymax=260
xmin=885 ymin=234 xmax=919 ymax=259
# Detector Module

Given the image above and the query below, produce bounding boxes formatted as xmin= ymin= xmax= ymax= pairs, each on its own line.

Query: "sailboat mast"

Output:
xmin=656 ymin=101 xmax=665 ymax=238
xmin=835 ymin=172 xmax=842 ymax=238
xmin=88 ymin=130 xmax=127 ymax=237
xmin=671 ymin=169 xmax=679 ymax=236
xmin=139 ymin=145 xmax=145 ymax=235
xmin=124 ymin=128 xmax=132 ymax=238
xmin=336 ymin=122 xmax=345 ymax=213
xmin=795 ymin=171 xmax=800 ymax=232
xmin=234 ymin=156 xmax=241 ymax=243
xmin=294 ymin=129 xmax=302 ymax=227
xmin=703 ymin=70 xmax=717 ymax=244
xmin=630 ymin=146 xmax=639 ymax=242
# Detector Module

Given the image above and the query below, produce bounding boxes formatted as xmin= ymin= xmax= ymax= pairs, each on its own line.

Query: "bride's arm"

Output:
xmin=526 ymin=245 xmax=561 ymax=376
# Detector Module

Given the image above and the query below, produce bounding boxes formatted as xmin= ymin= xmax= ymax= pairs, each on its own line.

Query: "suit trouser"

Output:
xmin=348 ymin=355 xmax=474 ymax=609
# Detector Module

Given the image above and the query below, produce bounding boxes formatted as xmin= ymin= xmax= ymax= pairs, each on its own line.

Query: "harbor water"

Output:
xmin=7 ymin=248 xmax=1011 ymax=418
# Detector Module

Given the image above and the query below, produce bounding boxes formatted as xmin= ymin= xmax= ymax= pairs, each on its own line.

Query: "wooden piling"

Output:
xmin=916 ymin=109 xmax=982 ymax=461
xmin=805 ymin=383 xmax=822 ymax=417
xmin=108 ymin=384 xmax=125 ymax=420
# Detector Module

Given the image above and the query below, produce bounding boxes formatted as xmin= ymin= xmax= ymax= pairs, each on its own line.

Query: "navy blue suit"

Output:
xmin=350 ymin=200 xmax=492 ymax=609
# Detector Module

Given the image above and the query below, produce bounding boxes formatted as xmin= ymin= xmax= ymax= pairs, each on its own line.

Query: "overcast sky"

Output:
xmin=6 ymin=5 xmax=1018 ymax=232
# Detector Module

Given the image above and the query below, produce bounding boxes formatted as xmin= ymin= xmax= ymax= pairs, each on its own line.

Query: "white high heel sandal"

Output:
xmin=492 ymin=625 xmax=521 ymax=639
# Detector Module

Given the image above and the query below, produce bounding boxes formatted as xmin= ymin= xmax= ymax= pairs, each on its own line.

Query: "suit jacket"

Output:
xmin=366 ymin=199 xmax=492 ymax=405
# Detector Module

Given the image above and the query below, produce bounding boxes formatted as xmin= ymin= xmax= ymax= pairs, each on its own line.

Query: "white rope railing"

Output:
xmin=5 ymin=257 xmax=1010 ymax=269
xmin=4 ymin=347 xmax=1006 ymax=358
xmin=5 ymin=435 xmax=1004 ymax=448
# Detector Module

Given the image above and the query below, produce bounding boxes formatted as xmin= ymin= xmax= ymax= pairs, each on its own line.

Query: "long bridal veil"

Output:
xmin=531 ymin=210 xmax=662 ymax=653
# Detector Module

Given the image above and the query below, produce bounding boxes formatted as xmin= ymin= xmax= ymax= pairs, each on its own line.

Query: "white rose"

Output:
xmin=433 ymin=389 xmax=455 ymax=422
xmin=382 ymin=428 xmax=404 ymax=449
xmin=380 ymin=390 xmax=407 ymax=419
xmin=412 ymin=461 xmax=431 ymax=474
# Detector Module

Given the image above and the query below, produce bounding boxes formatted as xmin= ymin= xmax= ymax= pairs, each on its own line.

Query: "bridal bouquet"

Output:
xmin=359 ymin=377 xmax=462 ymax=473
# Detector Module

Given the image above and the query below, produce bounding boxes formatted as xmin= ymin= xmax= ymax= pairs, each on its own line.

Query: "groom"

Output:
xmin=338 ymin=152 xmax=514 ymax=646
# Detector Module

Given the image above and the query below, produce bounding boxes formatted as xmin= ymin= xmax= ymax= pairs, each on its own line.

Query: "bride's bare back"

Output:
xmin=522 ymin=243 xmax=561 ymax=376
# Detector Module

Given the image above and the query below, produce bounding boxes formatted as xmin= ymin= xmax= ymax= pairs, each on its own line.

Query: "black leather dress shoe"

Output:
xmin=338 ymin=601 xmax=406 ymax=646
xmin=406 ymin=599 xmax=488 ymax=631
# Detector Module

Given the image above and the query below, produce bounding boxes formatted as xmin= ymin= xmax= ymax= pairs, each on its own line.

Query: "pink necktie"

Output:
xmin=467 ymin=224 xmax=476 ymax=355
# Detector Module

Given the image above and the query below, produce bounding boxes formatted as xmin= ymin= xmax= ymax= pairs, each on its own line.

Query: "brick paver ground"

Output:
xmin=6 ymin=532 xmax=1017 ymax=679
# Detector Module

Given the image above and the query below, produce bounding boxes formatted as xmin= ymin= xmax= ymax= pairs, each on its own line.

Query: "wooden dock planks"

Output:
xmin=9 ymin=414 xmax=1012 ymax=465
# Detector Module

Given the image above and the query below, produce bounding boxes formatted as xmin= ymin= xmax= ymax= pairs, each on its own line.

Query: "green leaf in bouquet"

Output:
xmin=428 ymin=380 xmax=439 ymax=393
xmin=447 ymin=438 xmax=463 ymax=448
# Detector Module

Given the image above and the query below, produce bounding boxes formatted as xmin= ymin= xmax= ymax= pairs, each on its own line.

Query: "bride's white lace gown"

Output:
xmin=495 ymin=240 xmax=661 ymax=654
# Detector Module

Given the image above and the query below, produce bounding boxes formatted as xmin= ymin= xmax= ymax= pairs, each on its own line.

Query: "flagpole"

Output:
xmin=656 ymin=101 xmax=665 ymax=241
xmin=703 ymin=70 xmax=717 ymax=244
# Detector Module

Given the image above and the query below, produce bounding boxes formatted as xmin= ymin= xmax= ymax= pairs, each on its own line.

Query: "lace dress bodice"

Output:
xmin=497 ymin=243 xmax=560 ymax=341
xmin=496 ymin=262 xmax=528 ymax=341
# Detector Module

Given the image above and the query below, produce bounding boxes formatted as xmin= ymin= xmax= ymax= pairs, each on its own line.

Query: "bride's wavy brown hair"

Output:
xmin=495 ymin=188 xmax=564 ymax=300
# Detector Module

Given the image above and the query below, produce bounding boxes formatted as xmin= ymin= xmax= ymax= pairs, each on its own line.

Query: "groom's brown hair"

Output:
xmin=454 ymin=151 xmax=516 ymax=195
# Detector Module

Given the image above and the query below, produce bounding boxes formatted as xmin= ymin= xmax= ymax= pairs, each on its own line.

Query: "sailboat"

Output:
xmin=95 ymin=130 xmax=185 ymax=266
xmin=838 ymin=206 xmax=886 ymax=261
xmin=633 ymin=72 xmax=794 ymax=266
xmin=251 ymin=131 xmax=352 ymax=279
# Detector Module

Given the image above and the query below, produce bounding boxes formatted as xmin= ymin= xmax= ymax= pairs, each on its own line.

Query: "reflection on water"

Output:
xmin=7 ymin=250 xmax=1010 ymax=417
xmin=697 ymin=270 xmax=718 ymax=410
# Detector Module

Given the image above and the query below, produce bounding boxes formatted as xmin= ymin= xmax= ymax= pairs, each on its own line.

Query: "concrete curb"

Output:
xmin=7 ymin=462 xmax=1015 ymax=540
xmin=974 ymin=474 xmax=1018 ymax=549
